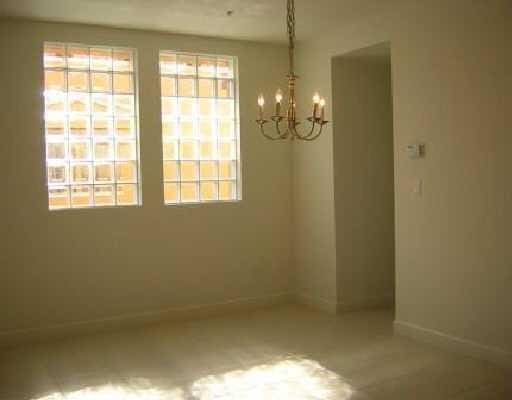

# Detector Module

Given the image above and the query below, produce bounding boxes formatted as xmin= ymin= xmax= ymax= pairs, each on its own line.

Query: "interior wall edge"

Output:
xmin=394 ymin=320 xmax=512 ymax=370
xmin=0 ymin=292 xmax=294 ymax=349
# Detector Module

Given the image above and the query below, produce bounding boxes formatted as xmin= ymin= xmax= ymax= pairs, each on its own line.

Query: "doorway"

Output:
xmin=331 ymin=42 xmax=395 ymax=313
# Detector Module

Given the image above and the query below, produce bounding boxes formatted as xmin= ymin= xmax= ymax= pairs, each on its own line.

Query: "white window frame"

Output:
xmin=42 ymin=42 xmax=142 ymax=210
xmin=159 ymin=50 xmax=241 ymax=205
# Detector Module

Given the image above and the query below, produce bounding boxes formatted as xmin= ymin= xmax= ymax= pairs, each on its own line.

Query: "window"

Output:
xmin=43 ymin=43 xmax=141 ymax=210
xmin=159 ymin=51 xmax=240 ymax=204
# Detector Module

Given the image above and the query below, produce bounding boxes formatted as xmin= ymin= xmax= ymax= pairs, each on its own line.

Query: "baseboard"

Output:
xmin=0 ymin=292 xmax=293 ymax=349
xmin=295 ymin=293 xmax=338 ymax=314
xmin=394 ymin=320 xmax=512 ymax=370
xmin=337 ymin=294 xmax=395 ymax=313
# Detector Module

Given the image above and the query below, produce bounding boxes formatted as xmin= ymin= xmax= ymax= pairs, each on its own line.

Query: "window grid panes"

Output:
xmin=44 ymin=43 xmax=141 ymax=210
xmin=160 ymin=51 xmax=240 ymax=204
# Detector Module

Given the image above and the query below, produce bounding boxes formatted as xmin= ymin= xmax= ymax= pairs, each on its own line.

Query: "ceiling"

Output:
xmin=0 ymin=0 xmax=400 ymax=43
xmin=0 ymin=0 xmax=398 ymax=42
xmin=336 ymin=42 xmax=391 ymax=60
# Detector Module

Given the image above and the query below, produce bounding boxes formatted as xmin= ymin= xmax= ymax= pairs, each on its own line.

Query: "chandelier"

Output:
xmin=256 ymin=0 xmax=328 ymax=141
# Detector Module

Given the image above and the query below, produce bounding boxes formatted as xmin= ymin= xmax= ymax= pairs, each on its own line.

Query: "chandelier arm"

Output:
xmin=292 ymin=118 xmax=318 ymax=140
xmin=274 ymin=118 xmax=289 ymax=139
xmin=305 ymin=119 xmax=319 ymax=138
xmin=295 ymin=122 xmax=326 ymax=141
xmin=258 ymin=121 xmax=286 ymax=141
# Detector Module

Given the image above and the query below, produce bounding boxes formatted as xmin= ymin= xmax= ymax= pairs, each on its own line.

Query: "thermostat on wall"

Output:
xmin=406 ymin=144 xmax=425 ymax=159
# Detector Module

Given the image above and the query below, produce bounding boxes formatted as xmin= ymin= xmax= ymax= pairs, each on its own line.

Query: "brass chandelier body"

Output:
xmin=256 ymin=0 xmax=328 ymax=141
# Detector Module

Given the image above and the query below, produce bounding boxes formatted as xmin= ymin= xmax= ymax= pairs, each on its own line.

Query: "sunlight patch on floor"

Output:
xmin=34 ymin=357 xmax=355 ymax=399
xmin=36 ymin=386 xmax=185 ymax=400
xmin=191 ymin=358 xmax=354 ymax=399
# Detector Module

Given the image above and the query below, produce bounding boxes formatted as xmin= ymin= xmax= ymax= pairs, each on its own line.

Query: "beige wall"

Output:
xmin=0 ymin=20 xmax=292 ymax=334
xmin=332 ymin=50 xmax=395 ymax=310
xmin=292 ymin=42 xmax=337 ymax=313
xmin=294 ymin=0 xmax=511 ymax=355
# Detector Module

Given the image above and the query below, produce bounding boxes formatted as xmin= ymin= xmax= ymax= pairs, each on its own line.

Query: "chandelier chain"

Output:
xmin=287 ymin=0 xmax=296 ymax=75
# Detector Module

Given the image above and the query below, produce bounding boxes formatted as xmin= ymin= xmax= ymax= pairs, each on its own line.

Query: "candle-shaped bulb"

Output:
xmin=257 ymin=94 xmax=265 ymax=120
xmin=275 ymin=89 xmax=283 ymax=116
xmin=319 ymin=98 xmax=326 ymax=121
xmin=275 ymin=89 xmax=283 ymax=104
xmin=312 ymin=93 xmax=320 ymax=119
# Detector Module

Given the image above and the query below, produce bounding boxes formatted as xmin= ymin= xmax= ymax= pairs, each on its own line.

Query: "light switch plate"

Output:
xmin=406 ymin=144 xmax=425 ymax=159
